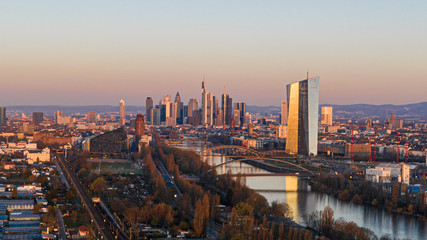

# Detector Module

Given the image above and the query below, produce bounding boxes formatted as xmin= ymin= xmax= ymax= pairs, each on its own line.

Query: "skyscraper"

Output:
xmin=54 ymin=111 xmax=62 ymax=124
xmin=135 ymin=114 xmax=145 ymax=136
xmin=320 ymin=106 xmax=333 ymax=126
xmin=281 ymin=101 xmax=288 ymax=125
xmin=119 ymin=99 xmax=126 ymax=125
xmin=222 ymin=92 xmax=233 ymax=126
xmin=206 ymin=92 xmax=214 ymax=125
xmin=32 ymin=112 xmax=44 ymax=124
xmin=0 ymin=107 xmax=6 ymax=124
xmin=285 ymin=77 xmax=319 ymax=156
xmin=151 ymin=108 xmax=160 ymax=126
xmin=175 ymin=92 xmax=183 ymax=125
xmin=201 ymin=81 xmax=208 ymax=125
xmin=146 ymin=97 xmax=153 ymax=124
xmin=234 ymin=102 xmax=246 ymax=126
xmin=188 ymin=98 xmax=198 ymax=117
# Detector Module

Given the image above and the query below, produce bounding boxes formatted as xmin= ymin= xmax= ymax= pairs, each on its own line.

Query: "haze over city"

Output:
xmin=1 ymin=0 xmax=426 ymax=106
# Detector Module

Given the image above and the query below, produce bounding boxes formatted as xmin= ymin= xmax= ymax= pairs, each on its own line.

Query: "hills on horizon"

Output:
xmin=4 ymin=102 xmax=427 ymax=120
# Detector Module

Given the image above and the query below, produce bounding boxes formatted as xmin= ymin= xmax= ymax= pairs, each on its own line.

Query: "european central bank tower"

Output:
xmin=285 ymin=77 xmax=319 ymax=156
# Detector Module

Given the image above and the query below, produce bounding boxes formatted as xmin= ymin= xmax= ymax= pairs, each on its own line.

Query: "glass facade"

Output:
xmin=285 ymin=77 xmax=319 ymax=156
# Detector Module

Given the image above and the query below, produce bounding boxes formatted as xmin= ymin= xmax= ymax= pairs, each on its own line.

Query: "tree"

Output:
xmin=352 ymin=194 xmax=363 ymax=204
xmin=193 ymin=199 xmax=205 ymax=237
xmin=321 ymin=206 xmax=334 ymax=236
xmin=271 ymin=201 xmax=293 ymax=220
xmin=70 ymin=210 xmax=78 ymax=224
xmin=90 ymin=176 xmax=108 ymax=194
xmin=66 ymin=188 xmax=76 ymax=201
xmin=12 ymin=186 xmax=17 ymax=198
xmin=392 ymin=181 xmax=399 ymax=209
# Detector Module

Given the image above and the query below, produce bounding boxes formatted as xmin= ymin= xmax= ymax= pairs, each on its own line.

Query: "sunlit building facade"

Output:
xmin=285 ymin=77 xmax=319 ymax=156
xmin=0 ymin=107 xmax=6 ymax=124
xmin=320 ymin=106 xmax=333 ymax=126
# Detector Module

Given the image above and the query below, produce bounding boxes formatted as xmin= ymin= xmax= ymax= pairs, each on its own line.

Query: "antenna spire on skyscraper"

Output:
xmin=202 ymin=74 xmax=205 ymax=89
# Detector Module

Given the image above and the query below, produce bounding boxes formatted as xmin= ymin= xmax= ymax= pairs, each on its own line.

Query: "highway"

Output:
xmin=57 ymin=155 xmax=129 ymax=240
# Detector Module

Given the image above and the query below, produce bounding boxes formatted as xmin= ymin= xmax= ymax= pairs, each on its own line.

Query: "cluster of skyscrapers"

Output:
xmin=144 ymin=81 xmax=247 ymax=127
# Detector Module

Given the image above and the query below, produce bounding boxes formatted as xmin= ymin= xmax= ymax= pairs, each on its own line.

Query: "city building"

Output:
xmin=276 ymin=125 xmax=287 ymax=139
xmin=84 ymin=128 xmax=127 ymax=153
xmin=18 ymin=123 xmax=34 ymax=134
xmin=285 ymin=77 xmax=319 ymax=156
xmin=135 ymin=114 xmax=145 ymax=136
xmin=146 ymin=97 xmax=153 ymax=124
xmin=222 ymin=92 xmax=233 ymax=126
xmin=32 ymin=112 xmax=43 ymax=125
xmin=321 ymin=106 xmax=333 ymax=126
xmin=151 ymin=108 xmax=160 ymax=126
xmin=188 ymin=98 xmax=198 ymax=117
xmin=24 ymin=147 xmax=51 ymax=164
xmin=0 ymin=107 xmax=6 ymax=124
xmin=365 ymin=163 xmax=410 ymax=184
xmin=234 ymin=102 xmax=246 ymax=126
xmin=86 ymin=112 xmax=97 ymax=122
xmin=119 ymin=99 xmax=126 ymax=125
xmin=201 ymin=81 xmax=208 ymax=125
xmin=281 ymin=101 xmax=288 ymax=125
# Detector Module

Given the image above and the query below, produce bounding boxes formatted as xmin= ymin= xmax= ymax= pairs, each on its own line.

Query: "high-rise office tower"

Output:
xmin=206 ymin=93 xmax=214 ymax=125
xmin=119 ymin=99 xmax=126 ymax=126
xmin=281 ymin=101 xmax=288 ymax=125
xmin=175 ymin=92 xmax=183 ymax=124
xmin=146 ymin=97 xmax=153 ymax=124
xmin=32 ymin=112 xmax=44 ymax=124
xmin=54 ymin=111 xmax=62 ymax=124
xmin=151 ymin=108 xmax=161 ymax=126
xmin=233 ymin=109 xmax=241 ymax=126
xmin=176 ymin=102 xmax=184 ymax=125
xmin=320 ymin=106 xmax=333 ymax=126
xmin=188 ymin=99 xmax=198 ymax=117
xmin=0 ymin=107 xmax=6 ymax=124
xmin=201 ymin=81 xmax=208 ymax=125
xmin=86 ymin=112 xmax=97 ymax=122
xmin=166 ymin=102 xmax=177 ymax=126
xmin=222 ymin=92 xmax=233 ymax=125
xmin=135 ymin=114 xmax=145 ymax=136
xmin=234 ymin=102 xmax=246 ymax=126
xmin=285 ymin=77 xmax=319 ymax=156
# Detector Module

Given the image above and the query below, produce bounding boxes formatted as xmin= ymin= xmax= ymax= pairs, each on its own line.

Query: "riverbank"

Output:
xmin=310 ymin=174 xmax=427 ymax=220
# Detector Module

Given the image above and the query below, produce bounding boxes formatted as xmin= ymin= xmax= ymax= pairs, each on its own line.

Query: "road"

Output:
xmin=157 ymin=161 xmax=182 ymax=196
xmin=57 ymin=155 xmax=129 ymax=240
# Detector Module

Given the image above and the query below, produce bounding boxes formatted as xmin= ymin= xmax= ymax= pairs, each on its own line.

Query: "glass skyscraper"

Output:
xmin=0 ymin=107 xmax=6 ymax=124
xmin=285 ymin=77 xmax=319 ymax=156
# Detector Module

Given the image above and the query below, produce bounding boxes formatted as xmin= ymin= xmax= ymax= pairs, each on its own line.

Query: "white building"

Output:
xmin=365 ymin=163 xmax=410 ymax=184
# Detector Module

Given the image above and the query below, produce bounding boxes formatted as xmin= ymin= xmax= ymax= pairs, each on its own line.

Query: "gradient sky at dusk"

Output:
xmin=1 ymin=1 xmax=426 ymax=106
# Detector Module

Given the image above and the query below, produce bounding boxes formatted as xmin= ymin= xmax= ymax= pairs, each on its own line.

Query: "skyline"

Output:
xmin=1 ymin=1 xmax=427 ymax=106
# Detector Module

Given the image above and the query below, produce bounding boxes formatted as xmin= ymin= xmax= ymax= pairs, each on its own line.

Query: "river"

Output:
xmin=173 ymin=141 xmax=426 ymax=240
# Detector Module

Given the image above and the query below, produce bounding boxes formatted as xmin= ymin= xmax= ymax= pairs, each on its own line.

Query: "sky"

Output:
xmin=1 ymin=1 xmax=426 ymax=106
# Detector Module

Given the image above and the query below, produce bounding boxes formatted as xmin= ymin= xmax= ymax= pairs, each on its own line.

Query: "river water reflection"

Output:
xmin=174 ymin=141 xmax=426 ymax=240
